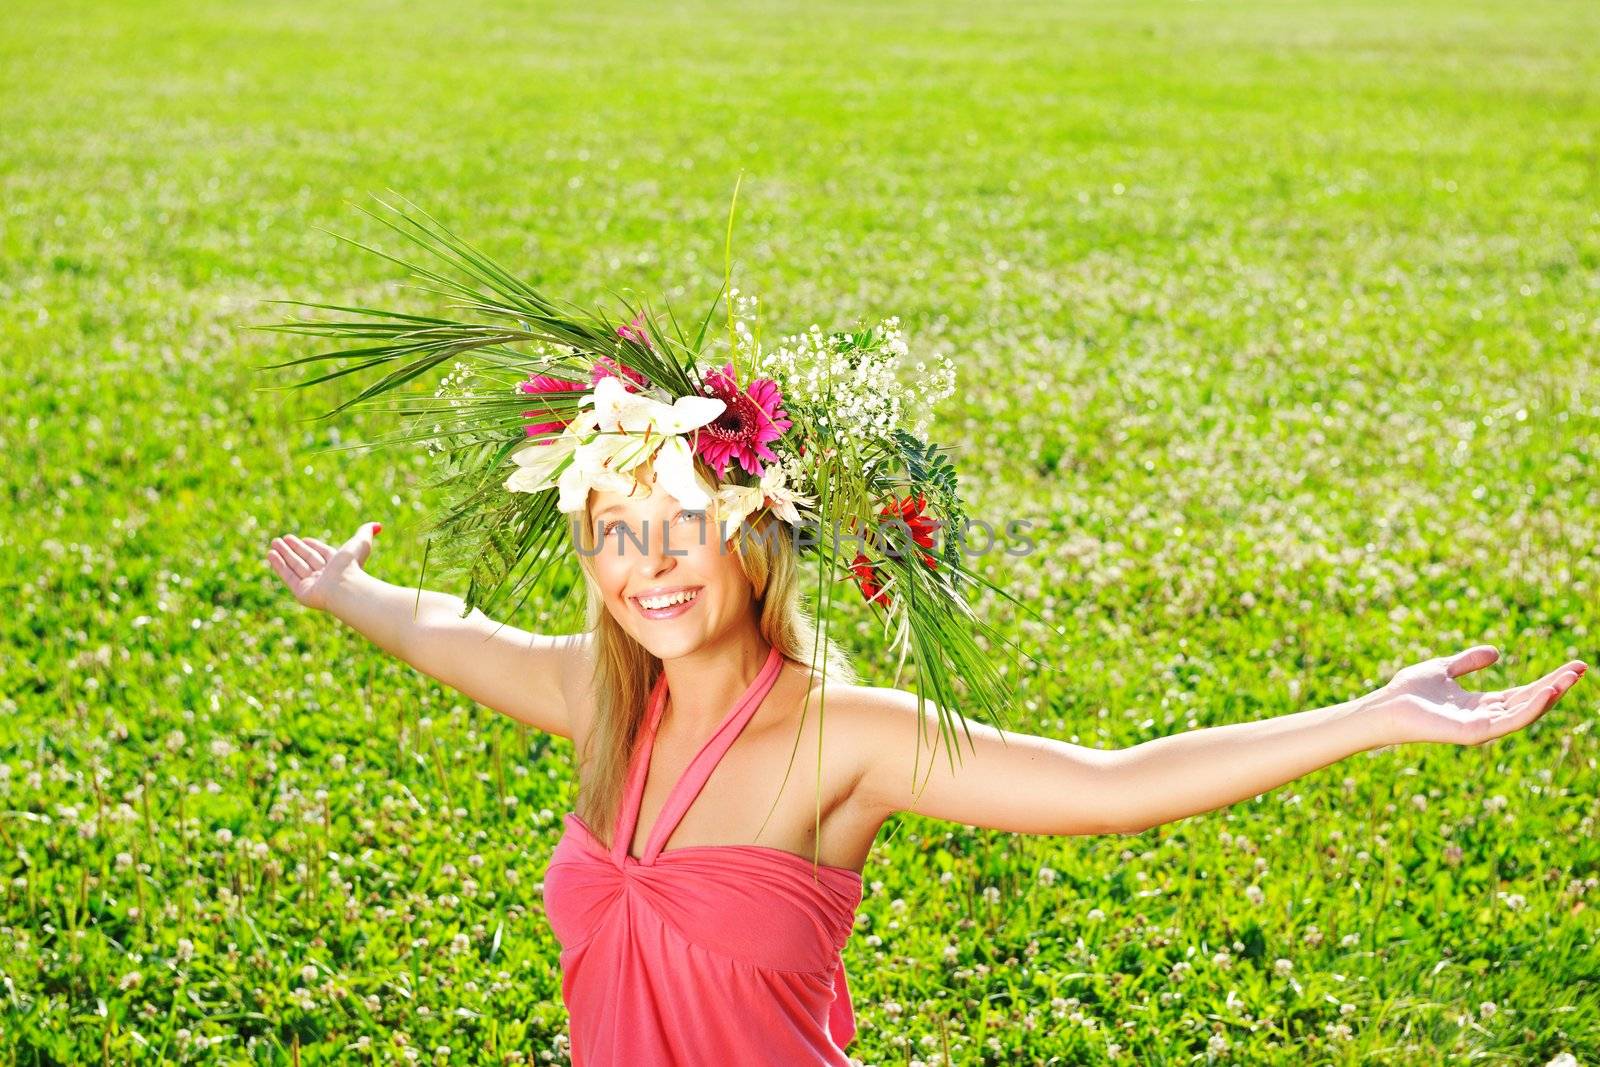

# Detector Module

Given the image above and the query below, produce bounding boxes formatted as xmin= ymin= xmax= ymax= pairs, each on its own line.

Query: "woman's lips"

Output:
xmin=633 ymin=588 xmax=702 ymax=620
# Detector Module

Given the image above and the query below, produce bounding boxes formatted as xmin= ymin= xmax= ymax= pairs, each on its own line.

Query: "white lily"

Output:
xmin=503 ymin=375 xmax=726 ymax=513
xmin=588 ymin=374 xmax=724 ymax=435
xmin=709 ymin=483 xmax=765 ymax=540
xmin=708 ymin=464 xmax=816 ymax=537
xmin=758 ymin=464 xmax=815 ymax=525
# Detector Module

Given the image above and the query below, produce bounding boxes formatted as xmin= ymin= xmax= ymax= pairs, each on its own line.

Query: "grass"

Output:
xmin=2 ymin=0 xmax=1598 ymax=1063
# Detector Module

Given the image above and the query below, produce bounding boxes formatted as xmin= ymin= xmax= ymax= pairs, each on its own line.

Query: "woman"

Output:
xmin=267 ymin=458 xmax=1586 ymax=1066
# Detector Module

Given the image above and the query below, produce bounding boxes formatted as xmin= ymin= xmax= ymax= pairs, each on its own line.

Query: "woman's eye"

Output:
xmin=600 ymin=514 xmax=699 ymax=539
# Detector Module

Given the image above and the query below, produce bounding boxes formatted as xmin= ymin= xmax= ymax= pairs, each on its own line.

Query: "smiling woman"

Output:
xmin=261 ymin=201 xmax=1589 ymax=1066
xmin=528 ymin=453 xmax=890 ymax=1065
xmin=564 ymin=453 xmax=861 ymax=871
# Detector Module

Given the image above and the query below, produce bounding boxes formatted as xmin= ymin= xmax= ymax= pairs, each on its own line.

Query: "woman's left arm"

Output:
xmin=1101 ymin=645 xmax=1585 ymax=834
xmin=848 ymin=645 xmax=1587 ymax=837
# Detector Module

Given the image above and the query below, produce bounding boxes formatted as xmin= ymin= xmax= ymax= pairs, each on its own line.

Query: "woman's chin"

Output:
xmin=632 ymin=628 xmax=708 ymax=661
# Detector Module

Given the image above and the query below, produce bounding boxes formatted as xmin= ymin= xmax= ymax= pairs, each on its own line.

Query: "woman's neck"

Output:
xmin=657 ymin=631 xmax=777 ymax=736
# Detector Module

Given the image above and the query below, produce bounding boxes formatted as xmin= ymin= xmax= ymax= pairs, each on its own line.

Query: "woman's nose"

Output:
xmin=633 ymin=519 xmax=679 ymax=573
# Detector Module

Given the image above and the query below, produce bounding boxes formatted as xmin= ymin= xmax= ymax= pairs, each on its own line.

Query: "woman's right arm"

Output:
xmin=267 ymin=523 xmax=592 ymax=741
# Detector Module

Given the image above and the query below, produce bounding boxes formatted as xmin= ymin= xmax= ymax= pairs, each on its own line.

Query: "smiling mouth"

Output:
xmin=631 ymin=587 xmax=703 ymax=615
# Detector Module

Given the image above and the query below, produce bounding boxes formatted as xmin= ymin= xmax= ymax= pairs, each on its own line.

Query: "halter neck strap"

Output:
xmin=612 ymin=645 xmax=785 ymax=865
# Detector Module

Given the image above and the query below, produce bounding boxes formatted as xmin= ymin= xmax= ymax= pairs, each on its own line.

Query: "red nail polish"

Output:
xmin=373 ymin=523 xmax=383 ymax=535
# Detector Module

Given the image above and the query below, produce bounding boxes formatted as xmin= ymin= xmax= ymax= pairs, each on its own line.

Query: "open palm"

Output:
xmin=265 ymin=522 xmax=382 ymax=613
xmin=1378 ymin=644 xmax=1587 ymax=746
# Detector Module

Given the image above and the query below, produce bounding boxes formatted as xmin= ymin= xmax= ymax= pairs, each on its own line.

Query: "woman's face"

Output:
xmin=583 ymin=476 xmax=756 ymax=661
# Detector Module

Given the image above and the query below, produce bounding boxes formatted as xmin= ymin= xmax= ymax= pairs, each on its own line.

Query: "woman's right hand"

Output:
xmin=266 ymin=522 xmax=383 ymax=613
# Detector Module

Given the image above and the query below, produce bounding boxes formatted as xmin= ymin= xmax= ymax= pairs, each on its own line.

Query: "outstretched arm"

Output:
xmin=266 ymin=522 xmax=593 ymax=740
xmin=848 ymin=645 xmax=1587 ymax=837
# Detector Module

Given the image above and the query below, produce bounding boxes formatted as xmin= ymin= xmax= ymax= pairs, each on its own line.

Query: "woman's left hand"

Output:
xmin=1374 ymin=644 xmax=1587 ymax=746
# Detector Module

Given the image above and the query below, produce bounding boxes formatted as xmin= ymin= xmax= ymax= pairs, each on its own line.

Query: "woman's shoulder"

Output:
xmin=782 ymin=667 xmax=988 ymax=759
xmin=773 ymin=661 xmax=917 ymax=748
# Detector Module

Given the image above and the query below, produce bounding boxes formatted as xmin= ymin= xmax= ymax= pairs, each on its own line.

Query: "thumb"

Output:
xmin=1445 ymin=644 xmax=1498 ymax=678
xmin=342 ymin=521 xmax=382 ymax=567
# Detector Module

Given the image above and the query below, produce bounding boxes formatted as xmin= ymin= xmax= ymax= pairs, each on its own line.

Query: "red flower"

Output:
xmin=848 ymin=493 xmax=940 ymax=608
xmin=881 ymin=493 xmax=940 ymax=569
xmin=850 ymin=551 xmax=891 ymax=606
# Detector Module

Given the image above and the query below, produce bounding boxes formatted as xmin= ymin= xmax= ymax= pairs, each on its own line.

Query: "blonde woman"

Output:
xmin=267 ymin=457 xmax=1585 ymax=1067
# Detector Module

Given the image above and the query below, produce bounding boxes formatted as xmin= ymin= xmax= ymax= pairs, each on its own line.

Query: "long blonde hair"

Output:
xmin=570 ymin=457 xmax=858 ymax=848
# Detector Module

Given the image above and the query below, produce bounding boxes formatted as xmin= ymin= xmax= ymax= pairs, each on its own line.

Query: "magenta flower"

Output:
xmin=519 ymin=357 xmax=648 ymax=444
xmin=590 ymin=355 xmax=649 ymax=392
xmin=519 ymin=373 xmax=583 ymax=441
xmin=616 ymin=311 xmax=652 ymax=349
xmin=694 ymin=362 xmax=792 ymax=477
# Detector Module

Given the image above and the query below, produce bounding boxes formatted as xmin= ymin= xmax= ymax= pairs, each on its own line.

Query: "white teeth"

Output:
xmin=637 ymin=589 xmax=699 ymax=610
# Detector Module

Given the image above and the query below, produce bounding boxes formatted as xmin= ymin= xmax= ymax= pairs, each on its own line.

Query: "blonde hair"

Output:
xmin=570 ymin=456 xmax=858 ymax=848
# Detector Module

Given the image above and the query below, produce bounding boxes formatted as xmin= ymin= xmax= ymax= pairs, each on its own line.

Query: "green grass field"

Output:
xmin=4 ymin=0 xmax=1599 ymax=1062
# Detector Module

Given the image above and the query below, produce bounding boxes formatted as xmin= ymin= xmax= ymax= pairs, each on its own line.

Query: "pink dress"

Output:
xmin=541 ymin=645 xmax=865 ymax=1065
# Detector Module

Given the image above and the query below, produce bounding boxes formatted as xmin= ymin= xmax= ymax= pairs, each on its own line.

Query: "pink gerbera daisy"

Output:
xmin=615 ymin=311 xmax=652 ymax=349
xmin=519 ymin=356 xmax=649 ymax=443
xmin=518 ymin=373 xmax=584 ymax=441
xmin=694 ymin=363 xmax=792 ymax=477
xmin=590 ymin=355 xmax=649 ymax=393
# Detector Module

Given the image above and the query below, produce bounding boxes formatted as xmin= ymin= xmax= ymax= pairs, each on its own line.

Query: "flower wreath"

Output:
xmin=262 ymin=196 xmax=1053 ymax=768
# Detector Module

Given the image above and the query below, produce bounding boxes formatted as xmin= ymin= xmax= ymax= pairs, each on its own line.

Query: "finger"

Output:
xmin=302 ymin=537 xmax=337 ymax=563
xmin=1504 ymin=662 xmax=1587 ymax=704
xmin=1503 ymin=678 xmax=1554 ymax=719
xmin=341 ymin=522 xmax=381 ymax=546
xmin=1489 ymin=684 xmax=1561 ymax=734
xmin=1500 ymin=671 xmax=1581 ymax=727
xmin=271 ymin=538 xmax=312 ymax=579
xmin=267 ymin=547 xmax=298 ymax=583
xmin=1521 ymin=666 xmax=1587 ymax=710
xmin=283 ymin=534 xmax=323 ymax=573
xmin=1445 ymin=645 xmax=1499 ymax=678
xmin=341 ymin=522 xmax=381 ymax=564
